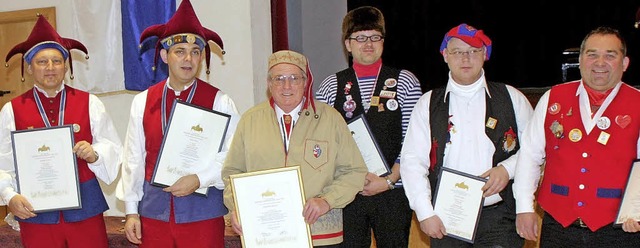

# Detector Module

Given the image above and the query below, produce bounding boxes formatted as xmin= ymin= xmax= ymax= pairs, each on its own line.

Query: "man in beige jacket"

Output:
xmin=222 ymin=50 xmax=367 ymax=247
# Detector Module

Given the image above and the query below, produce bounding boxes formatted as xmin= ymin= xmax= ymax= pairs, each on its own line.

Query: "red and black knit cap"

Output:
xmin=139 ymin=0 xmax=224 ymax=74
xmin=5 ymin=15 xmax=89 ymax=81
xmin=268 ymin=50 xmax=317 ymax=117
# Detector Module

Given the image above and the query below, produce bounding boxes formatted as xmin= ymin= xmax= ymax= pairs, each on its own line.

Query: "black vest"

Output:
xmin=428 ymin=82 xmax=520 ymax=210
xmin=335 ymin=66 xmax=402 ymax=169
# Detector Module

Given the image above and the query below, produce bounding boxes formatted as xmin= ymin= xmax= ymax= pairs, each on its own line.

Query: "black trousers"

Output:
xmin=340 ymin=187 xmax=412 ymax=248
xmin=429 ymin=201 xmax=524 ymax=248
xmin=540 ymin=213 xmax=640 ymax=248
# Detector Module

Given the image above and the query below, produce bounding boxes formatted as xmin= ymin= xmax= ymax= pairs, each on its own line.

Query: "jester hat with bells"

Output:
xmin=268 ymin=50 xmax=318 ymax=118
xmin=139 ymin=0 xmax=224 ymax=75
xmin=5 ymin=15 xmax=89 ymax=82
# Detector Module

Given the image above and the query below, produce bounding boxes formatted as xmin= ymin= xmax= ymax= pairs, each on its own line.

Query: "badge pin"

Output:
xmin=384 ymin=78 xmax=397 ymax=88
xmin=386 ymin=99 xmax=398 ymax=111
xmin=344 ymin=82 xmax=352 ymax=94
xmin=566 ymin=107 xmax=573 ymax=117
xmin=550 ymin=120 xmax=564 ymax=138
xmin=343 ymin=95 xmax=356 ymax=113
xmin=379 ymin=90 xmax=397 ymax=99
xmin=615 ymin=115 xmax=631 ymax=129
xmin=597 ymin=131 xmax=610 ymax=145
xmin=370 ymin=96 xmax=380 ymax=107
xmin=502 ymin=127 xmax=517 ymax=152
xmin=548 ymin=103 xmax=561 ymax=115
xmin=378 ymin=104 xmax=385 ymax=112
xmin=73 ymin=123 xmax=81 ymax=133
xmin=596 ymin=116 xmax=611 ymax=130
xmin=485 ymin=117 xmax=498 ymax=129
xmin=568 ymin=128 xmax=582 ymax=142
xmin=186 ymin=34 xmax=196 ymax=44
xmin=313 ymin=144 xmax=322 ymax=158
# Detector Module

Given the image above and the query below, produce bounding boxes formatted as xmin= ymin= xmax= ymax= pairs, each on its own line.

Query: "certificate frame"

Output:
xmin=151 ymin=100 xmax=231 ymax=196
xmin=230 ymin=166 xmax=312 ymax=248
xmin=614 ymin=159 xmax=640 ymax=227
xmin=11 ymin=125 xmax=81 ymax=213
xmin=347 ymin=114 xmax=390 ymax=176
xmin=432 ymin=167 xmax=487 ymax=243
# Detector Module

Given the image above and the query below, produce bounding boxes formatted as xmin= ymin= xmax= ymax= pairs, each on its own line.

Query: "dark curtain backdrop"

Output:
xmin=271 ymin=0 xmax=289 ymax=51
xmin=348 ymin=0 xmax=640 ymax=92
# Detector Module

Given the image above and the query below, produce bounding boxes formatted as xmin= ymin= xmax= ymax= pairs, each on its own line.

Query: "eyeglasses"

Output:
xmin=348 ymin=35 xmax=384 ymax=43
xmin=269 ymin=74 xmax=306 ymax=86
xmin=33 ymin=58 xmax=65 ymax=67
xmin=447 ymin=48 xmax=484 ymax=58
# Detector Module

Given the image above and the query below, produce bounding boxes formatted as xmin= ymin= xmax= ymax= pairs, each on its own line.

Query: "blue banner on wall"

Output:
xmin=121 ymin=0 xmax=175 ymax=91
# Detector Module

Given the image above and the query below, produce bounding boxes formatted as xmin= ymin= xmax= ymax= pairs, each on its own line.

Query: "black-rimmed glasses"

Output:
xmin=349 ymin=35 xmax=384 ymax=43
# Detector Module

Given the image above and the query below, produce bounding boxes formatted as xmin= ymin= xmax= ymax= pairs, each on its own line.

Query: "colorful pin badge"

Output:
xmin=485 ymin=117 xmax=497 ymax=129
xmin=502 ymin=127 xmax=517 ymax=152
xmin=596 ymin=116 xmax=611 ymax=130
xmin=384 ymin=78 xmax=397 ymax=88
xmin=370 ymin=96 xmax=380 ymax=107
xmin=548 ymin=103 xmax=561 ymax=115
xmin=615 ymin=115 xmax=631 ymax=129
xmin=386 ymin=99 xmax=398 ymax=111
xmin=568 ymin=128 xmax=582 ymax=142
xmin=550 ymin=120 xmax=564 ymax=138
xmin=73 ymin=123 xmax=81 ymax=133
xmin=379 ymin=90 xmax=396 ymax=99
xmin=597 ymin=131 xmax=610 ymax=145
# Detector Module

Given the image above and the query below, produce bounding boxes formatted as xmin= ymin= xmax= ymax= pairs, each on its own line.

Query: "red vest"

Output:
xmin=142 ymin=79 xmax=218 ymax=181
xmin=12 ymin=87 xmax=94 ymax=182
xmin=539 ymin=81 xmax=640 ymax=231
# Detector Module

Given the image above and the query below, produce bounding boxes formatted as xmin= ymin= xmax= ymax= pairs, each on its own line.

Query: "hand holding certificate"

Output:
xmin=347 ymin=115 xmax=390 ymax=176
xmin=615 ymin=160 xmax=640 ymax=226
xmin=432 ymin=167 xmax=486 ymax=243
xmin=11 ymin=125 xmax=81 ymax=212
xmin=151 ymin=101 xmax=230 ymax=196
xmin=229 ymin=166 xmax=312 ymax=248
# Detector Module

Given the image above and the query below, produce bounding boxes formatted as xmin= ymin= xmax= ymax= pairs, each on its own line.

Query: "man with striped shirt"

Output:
xmin=315 ymin=6 xmax=422 ymax=247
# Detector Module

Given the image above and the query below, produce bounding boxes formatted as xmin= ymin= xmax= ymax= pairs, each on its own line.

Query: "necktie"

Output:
xmin=283 ymin=114 xmax=292 ymax=138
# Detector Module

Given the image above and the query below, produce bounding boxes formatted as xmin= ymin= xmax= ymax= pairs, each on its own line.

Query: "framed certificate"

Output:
xmin=432 ymin=167 xmax=487 ymax=243
xmin=614 ymin=159 xmax=640 ymax=226
xmin=151 ymin=100 xmax=231 ymax=196
xmin=230 ymin=166 xmax=312 ymax=248
xmin=11 ymin=125 xmax=81 ymax=213
xmin=347 ymin=114 xmax=390 ymax=176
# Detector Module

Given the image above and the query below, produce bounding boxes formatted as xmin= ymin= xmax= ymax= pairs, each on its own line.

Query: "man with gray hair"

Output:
xmin=223 ymin=50 xmax=367 ymax=247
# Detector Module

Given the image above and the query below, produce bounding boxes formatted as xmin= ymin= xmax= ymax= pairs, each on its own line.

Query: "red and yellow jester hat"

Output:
xmin=5 ymin=15 xmax=89 ymax=81
xmin=139 ymin=0 xmax=225 ymax=74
